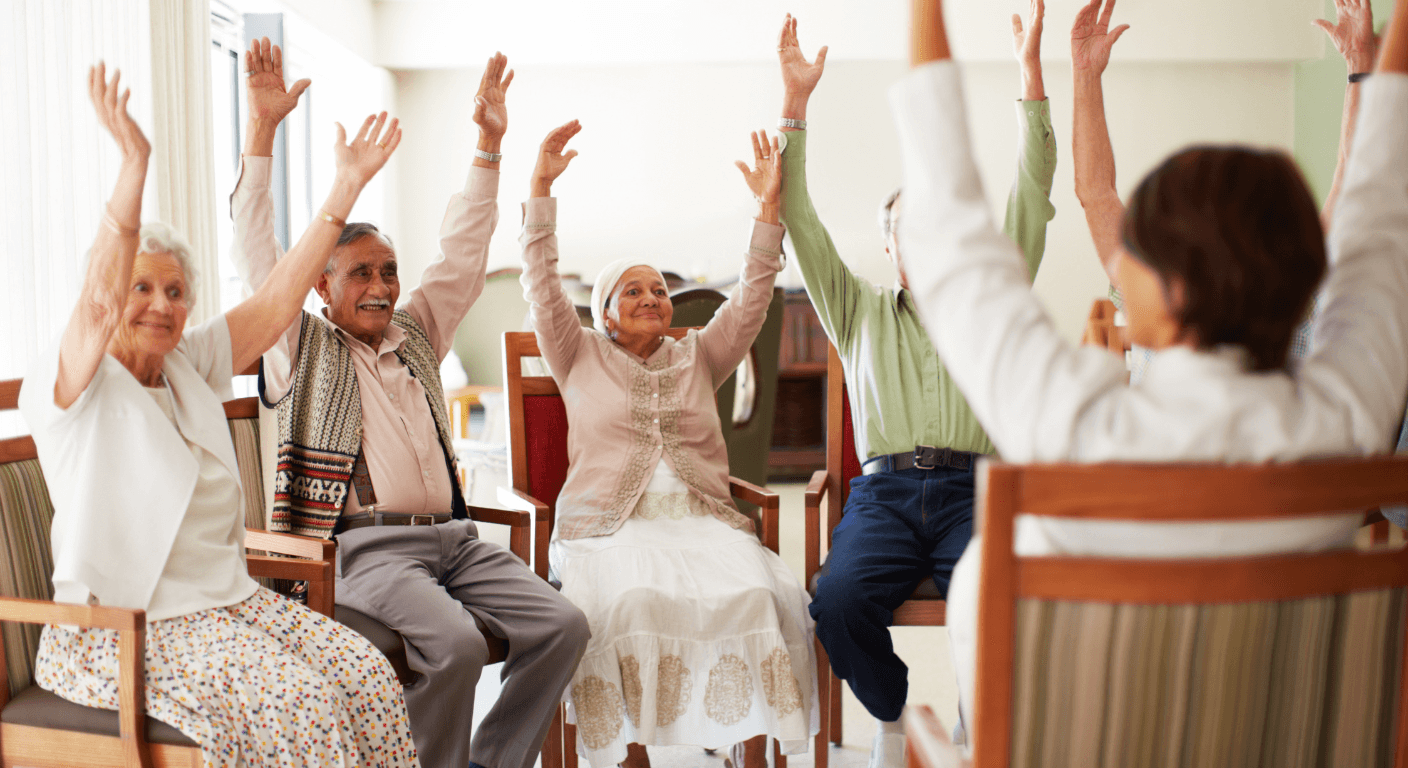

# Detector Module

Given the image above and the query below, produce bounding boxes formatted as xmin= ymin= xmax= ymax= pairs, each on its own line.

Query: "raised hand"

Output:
xmin=1071 ymin=0 xmax=1129 ymax=75
xmin=735 ymin=130 xmax=782 ymax=225
xmin=1013 ymin=0 xmax=1045 ymax=69
xmin=334 ymin=112 xmax=401 ymax=187
xmin=244 ymin=37 xmax=310 ymax=127
xmin=473 ymin=52 xmax=514 ymax=140
xmin=778 ymin=14 xmax=828 ymax=99
xmin=1314 ymin=0 xmax=1378 ymax=73
xmin=1012 ymin=0 xmax=1046 ymax=101
xmin=88 ymin=63 xmax=150 ymax=166
xmin=530 ymin=120 xmax=582 ymax=198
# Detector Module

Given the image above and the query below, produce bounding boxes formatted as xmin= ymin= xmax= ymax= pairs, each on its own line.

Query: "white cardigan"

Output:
xmin=890 ymin=62 xmax=1408 ymax=729
xmin=21 ymin=316 xmax=248 ymax=613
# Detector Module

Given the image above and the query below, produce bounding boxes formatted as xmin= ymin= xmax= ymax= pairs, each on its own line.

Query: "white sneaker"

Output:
xmin=869 ymin=729 xmax=907 ymax=768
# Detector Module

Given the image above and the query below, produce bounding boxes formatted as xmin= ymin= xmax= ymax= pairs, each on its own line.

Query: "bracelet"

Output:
xmin=317 ymin=209 xmax=347 ymax=229
xmin=1349 ymin=72 xmax=1372 ymax=84
xmin=778 ymin=117 xmax=807 ymax=130
xmin=102 ymin=210 xmax=140 ymax=238
xmin=474 ymin=148 xmax=503 ymax=163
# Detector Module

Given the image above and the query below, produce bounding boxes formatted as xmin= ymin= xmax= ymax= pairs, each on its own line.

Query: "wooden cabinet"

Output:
xmin=769 ymin=290 xmax=829 ymax=478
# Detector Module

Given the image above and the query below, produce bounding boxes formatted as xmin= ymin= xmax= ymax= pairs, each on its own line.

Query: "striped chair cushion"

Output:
xmin=227 ymin=417 xmax=264 ymax=530
xmin=1011 ymin=590 xmax=1406 ymax=768
xmin=0 ymin=458 xmax=56 ymax=698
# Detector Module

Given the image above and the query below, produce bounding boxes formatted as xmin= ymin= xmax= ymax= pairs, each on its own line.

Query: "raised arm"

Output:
xmin=224 ymin=114 xmax=400 ymax=374
xmin=521 ymin=120 xmax=587 ymax=377
xmin=1303 ymin=0 xmax=1408 ymax=445
xmin=1072 ymin=0 xmax=1130 ymax=283
xmin=403 ymin=53 xmax=513 ymax=357
xmin=54 ymin=65 xmax=151 ymax=408
xmin=1316 ymin=0 xmax=1379 ymax=227
xmin=689 ymin=131 xmax=787 ymax=386
xmin=1005 ymin=0 xmax=1058 ymax=283
xmin=775 ymin=15 xmax=874 ymax=347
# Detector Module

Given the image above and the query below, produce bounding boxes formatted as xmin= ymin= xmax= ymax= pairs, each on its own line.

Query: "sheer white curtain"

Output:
xmin=0 ymin=0 xmax=215 ymax=436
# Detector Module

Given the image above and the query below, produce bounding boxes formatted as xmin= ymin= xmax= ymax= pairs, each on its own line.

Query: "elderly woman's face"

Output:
xmin=113 ymin=250 xmax=190 ymax=360
xmin=607 ymin=266 xmax=673 ymax=341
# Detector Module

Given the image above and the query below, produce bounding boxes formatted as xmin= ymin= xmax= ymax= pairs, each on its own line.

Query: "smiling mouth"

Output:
xmin=358 ymin=302 xmax=391 ymax=312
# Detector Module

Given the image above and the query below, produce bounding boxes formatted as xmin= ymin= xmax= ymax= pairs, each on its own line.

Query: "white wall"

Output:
xmin=392 ymin=57 xmax=1295 ymax=342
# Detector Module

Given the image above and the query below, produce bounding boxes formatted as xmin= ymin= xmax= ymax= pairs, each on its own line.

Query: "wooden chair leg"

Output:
xmin=775 ymin=739 xmax=786 ymax=768
xmin=565 ymin=719 xmax=579 ymax=768
xmin=814 ymin=637 xmax=831 ymax=768
xmin=829 ymin=669 xmax=843 ymax=746
xmin=542 ymin=704 xmax=563 ymax=768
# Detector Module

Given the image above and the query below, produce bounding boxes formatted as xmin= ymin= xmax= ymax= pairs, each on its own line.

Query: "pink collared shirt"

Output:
xmin=230 ymin=156 xmax=497 ymax=516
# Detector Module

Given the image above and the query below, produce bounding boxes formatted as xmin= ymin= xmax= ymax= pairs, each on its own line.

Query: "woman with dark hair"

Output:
xmin=890 ymin=0 xmax=1408 ymax=741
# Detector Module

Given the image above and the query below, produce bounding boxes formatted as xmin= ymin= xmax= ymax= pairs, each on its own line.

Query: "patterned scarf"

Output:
xmin=263 ymin=310 xmax=465 ymax=539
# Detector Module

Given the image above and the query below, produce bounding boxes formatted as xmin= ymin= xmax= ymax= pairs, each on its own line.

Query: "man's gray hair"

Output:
xmin=327 ymin=222 xmax=395 ymax=273
xmin=137 ymin=221 xmax=199 ymax=309
xmin=877 ymin=188 xmax=903 ymax=241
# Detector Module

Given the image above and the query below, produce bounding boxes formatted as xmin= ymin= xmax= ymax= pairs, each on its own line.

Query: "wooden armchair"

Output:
xmin=0 ymin=384 xmax=334 ymax=767
xmin=804 ymin=342 xmax=947 ymax=768
xmin=499 ymin=329 xmax=783 ymax=768
xmin=971 ymin=458 xmax=1408 ymax=767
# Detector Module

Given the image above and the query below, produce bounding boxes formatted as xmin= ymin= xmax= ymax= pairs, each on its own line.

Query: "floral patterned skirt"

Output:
xmin=550 ymin=475 xmax=818 ymax=768
xmin=34 ymin=586 xmax=418 ymax=768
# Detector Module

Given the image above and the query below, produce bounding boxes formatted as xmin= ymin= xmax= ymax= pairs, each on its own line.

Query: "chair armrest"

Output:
xmin=243 ymin=528 xmax=336 ymax=618
xmin=469 ymin=505 xmax=533 ymax=565
xmin=0 ymin=596 xmax=154 ymax=764
xmin=805 ymin=469 xmax=829 ymax=581
xmin=730 ymin=476 xmax=780 ymax=555
xmin=0 ymin=596 xmax=143 ymax=632
xmin=728 ymin=476 xmax=777 ymax=510
xmin=498 ymin=486 xmax=554 ymax=581
xmin=903 ymin=704 xmax=967 ymax=768
xmin=245 ymin=528 xmax=334 ymax=561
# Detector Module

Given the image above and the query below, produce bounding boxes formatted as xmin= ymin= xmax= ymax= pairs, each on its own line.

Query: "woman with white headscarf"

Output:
xmin=518 ymin=120 xmax=816 ymax=768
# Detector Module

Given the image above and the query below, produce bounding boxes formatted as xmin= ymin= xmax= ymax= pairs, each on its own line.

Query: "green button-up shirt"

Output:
xmin=780 ymin=101 xmax=1057 ymax=460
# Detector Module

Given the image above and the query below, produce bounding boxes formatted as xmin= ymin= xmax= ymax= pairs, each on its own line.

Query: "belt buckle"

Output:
xmin=410 ymin=514 xmax=437 ymax=526
xmin=913 ymin=445 xmax=944 ymax=471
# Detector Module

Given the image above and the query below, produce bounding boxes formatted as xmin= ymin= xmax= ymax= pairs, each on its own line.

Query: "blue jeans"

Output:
xmin=808 ymin=465 xmax=975 ymax=722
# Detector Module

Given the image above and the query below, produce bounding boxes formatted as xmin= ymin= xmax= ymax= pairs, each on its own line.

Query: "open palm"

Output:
xmin=1314 ymin=0 xmax=1378 ymax=71
xmin=244 ymin=37 xmax=310 ymax=125
xmin=1071 ymin=0 xmax=1129 ymax=74
xmin=472 ymin=52 xmax=514 ymax=139
xmin=778 ymin=14 xmax=828 ymax=98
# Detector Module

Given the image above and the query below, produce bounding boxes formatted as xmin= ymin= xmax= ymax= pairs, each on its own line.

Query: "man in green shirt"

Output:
xmin=773 ymin=6 xmax=1056 ymax=764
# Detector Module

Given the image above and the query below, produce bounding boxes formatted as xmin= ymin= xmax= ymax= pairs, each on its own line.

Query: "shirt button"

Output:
xmin=422 ymin=470 xmax=429 ymax=477
xmin=653 ymin=393 xmax=659 ymax=398
xmin=1028 ymin=111 xmax=1035 ymax=116
xmin=389 ymin=393 xmax=397 ymax=401
xmin=654 ymin=418 xmax=660 ymax=424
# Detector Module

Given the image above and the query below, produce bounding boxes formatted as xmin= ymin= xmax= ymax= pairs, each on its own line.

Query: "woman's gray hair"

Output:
xmin=137 ymin=221 xmax=199 ymax=309
xmin=877 ymin=188 xmax=903 ymax=240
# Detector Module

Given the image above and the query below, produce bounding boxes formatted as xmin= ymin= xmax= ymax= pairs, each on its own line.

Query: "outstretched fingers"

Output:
xmin=1098 ymin=0 xmax=1118 ymax=30
xmin=501 ymin=67 xmax=515 ymax=93
xmin=1109 ymin=24 xmax=1131 ymax=47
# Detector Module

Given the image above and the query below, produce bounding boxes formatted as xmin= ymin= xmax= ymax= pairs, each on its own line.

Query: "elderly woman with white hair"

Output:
xmin=519 ymin=120 xmax=816 ymax=768
xmin=19 ymin=49 xmax=417 ymax=767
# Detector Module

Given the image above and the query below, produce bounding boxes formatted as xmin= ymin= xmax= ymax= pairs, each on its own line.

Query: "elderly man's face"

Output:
xmin=113 ymin=250 xmax=190 ymax=361
xmin=317 ymin=234 xmax=400 ymax=348
xmin=607 ymin=266 xmax=673 ymax=342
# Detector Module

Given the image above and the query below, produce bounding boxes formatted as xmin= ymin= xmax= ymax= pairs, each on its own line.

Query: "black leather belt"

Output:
xmin=338 ymin=510 xmax=451 ymax=532
xmin=862 ymin=446 xmax=981 ymax=475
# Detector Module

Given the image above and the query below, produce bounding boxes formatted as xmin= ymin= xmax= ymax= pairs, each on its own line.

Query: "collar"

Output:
xmin=318 ymin=308 xmax=407 ymax=356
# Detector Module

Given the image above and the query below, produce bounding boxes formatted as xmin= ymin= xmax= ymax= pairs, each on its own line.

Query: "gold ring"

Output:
xmin=377 ymin=142 xmax=387 ymax=149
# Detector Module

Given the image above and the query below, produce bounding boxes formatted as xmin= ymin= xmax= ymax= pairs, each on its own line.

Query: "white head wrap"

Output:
xmin=590 ymin=258 xmax=663 ymax=335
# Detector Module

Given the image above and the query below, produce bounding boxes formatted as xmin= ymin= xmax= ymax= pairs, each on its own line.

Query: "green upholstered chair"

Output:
xmin=0 ymin=384 xmax=336 ymax=767
xmin=971 ymin=459 xmax=1408 ymax=768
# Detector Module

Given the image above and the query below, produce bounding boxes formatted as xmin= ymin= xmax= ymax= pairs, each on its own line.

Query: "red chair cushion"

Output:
xmin=840 ymin=386 xmax=862 ymax=507
xmin=523 ymin=395 xmax=571 ymax=509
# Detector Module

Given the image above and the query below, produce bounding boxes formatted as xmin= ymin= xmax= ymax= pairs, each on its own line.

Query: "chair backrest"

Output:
xmin=669 ymin=287 xmax=786 ymax=499
xmin=452 ymin=268 xmax=532 ymax=387
xmin=825 ymin=343 xmax=863 ymax=542
xmin=0 ymin=379 xmax=54 ymax=698
xmin=223 ymin=397 xmax=266 ymax=531
xmin=974 ymin=459 xmax=1408 ymax=768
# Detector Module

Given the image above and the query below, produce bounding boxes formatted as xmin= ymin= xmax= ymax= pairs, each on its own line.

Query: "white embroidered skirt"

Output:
xmin=34 ymin=586 xmax=417 ymax=768
xmin=550 ymin=462 xmax=818 ymax=768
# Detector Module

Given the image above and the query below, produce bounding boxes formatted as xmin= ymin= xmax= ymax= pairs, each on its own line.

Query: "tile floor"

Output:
xmin=469 ymin=482 xmax=960 ymax=768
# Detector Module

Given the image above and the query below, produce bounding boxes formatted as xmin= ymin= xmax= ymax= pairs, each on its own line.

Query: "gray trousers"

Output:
xmin=336 ymin=520 xmax=590 ymax=768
